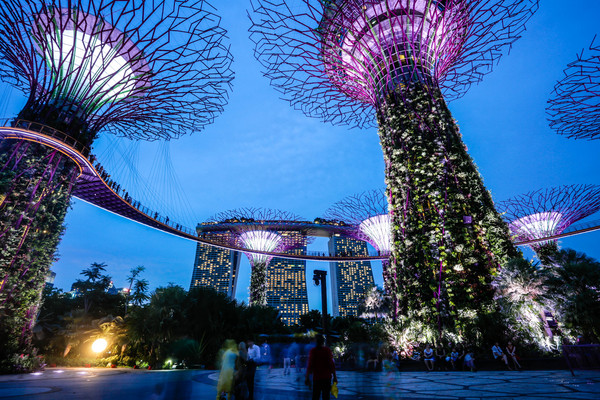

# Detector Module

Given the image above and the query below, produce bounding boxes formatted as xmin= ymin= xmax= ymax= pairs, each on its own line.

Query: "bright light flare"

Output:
xmin=509 ymin=211 xmax=562 ymax=243
xmin=359 ymin=214 xmax=391 ymax=254
xmin=91 ymin=338 xmax=108 ymax=353
xmin=239 ymin=230 xmax=282 ymax=264
xmin=45 ymin=29 xmax=137 ymax=105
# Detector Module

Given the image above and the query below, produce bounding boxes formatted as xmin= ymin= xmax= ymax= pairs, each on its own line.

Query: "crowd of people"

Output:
xmin=216 ymin=338 xmax=525 ymax=399
xmin=404 ymin=341 xmax=522 ymax=372
xmin=217 ymin=335 xmax=337 ymax=400
xmin=216 ymin=338 xmax=273 ymax=400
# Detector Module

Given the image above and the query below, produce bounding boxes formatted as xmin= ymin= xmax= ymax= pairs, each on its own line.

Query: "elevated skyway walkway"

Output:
xmin=1 ymin=120 xmax=599 ymax=263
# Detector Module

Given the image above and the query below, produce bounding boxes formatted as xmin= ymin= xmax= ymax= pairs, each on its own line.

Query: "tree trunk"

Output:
xmin=376 ymin=84 xmax=519 ymax=342
xmin=0 ymin=139 xmax=76 ymax=366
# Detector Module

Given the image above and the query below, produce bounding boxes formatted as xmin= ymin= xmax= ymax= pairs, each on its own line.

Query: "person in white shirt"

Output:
xmin=491 ymin=342 xmax=511 ymax=370
xmin=246 ymin=339 xmax=261 ymax=400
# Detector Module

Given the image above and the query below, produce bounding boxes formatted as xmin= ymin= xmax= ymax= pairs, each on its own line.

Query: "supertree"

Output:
xmin=323 ymin=189 xmax=395 ymax=308
xmin=547 ymin=36 xmax=600 ymax=140
xmin=0 ymin=0 xmax=232 ymax=363
xmin=249 ymin=0 xmax=534 ymax=340
xmin=204 ymin=208 xmax=310 ymax=306
xmin=497 ymin=184 xmax=600 ymax=265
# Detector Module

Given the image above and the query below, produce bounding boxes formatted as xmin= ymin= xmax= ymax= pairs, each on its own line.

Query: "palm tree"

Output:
xmin=543 ymin=249 xmax=600 ymax=342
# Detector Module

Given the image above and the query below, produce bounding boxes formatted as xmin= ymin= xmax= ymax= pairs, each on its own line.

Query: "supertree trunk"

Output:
xmin=249 ymin=261 xmax=268 ymax=306
xmin=381 ymin=258 xmax=399 ymax=320
xmin=377 ymin=84 xmax=518 ymax=340
xmin=0 ymin=139 xmax=75 ymax=366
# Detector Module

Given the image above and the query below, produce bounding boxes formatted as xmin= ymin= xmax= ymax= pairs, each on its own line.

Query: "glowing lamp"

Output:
xmin=91 ymin=338 xmax=108 ymax=353
xmin=239 ymin=230 xmax=282 ymax=264
xmin=358 ymin=214 xmax=392 ymax=255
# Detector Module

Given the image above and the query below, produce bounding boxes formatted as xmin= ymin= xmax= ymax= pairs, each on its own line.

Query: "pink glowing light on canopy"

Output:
xmin=497 ymin=184 xmax=600 ymax=247
xmin=319 ymin=0 xmax=469 ymax=104
xmin=239 ymin=230 xmax=283 ymax=265
xmin=33 ymin=7 xmax=151 ymax=108
xmin=325 ymin=189 xmax=391 ymax=253
xmin=509 ymin=211 xmax=562 ymax=246
xmin=204 ymin=207 xmax=311 ymax=263
xmin=249 ymin=0 xmax=539 ymax=127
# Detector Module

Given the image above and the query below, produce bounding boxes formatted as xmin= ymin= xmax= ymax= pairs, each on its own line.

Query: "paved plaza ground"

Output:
xmin=0 ymin=367 xmax=598 ymax=399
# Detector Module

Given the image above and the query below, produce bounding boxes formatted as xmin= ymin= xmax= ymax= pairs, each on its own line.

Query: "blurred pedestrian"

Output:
xmin=261 ymin=339 xmax=272 ymax=370
xmin=235 ymin=342 xmax=249 ymax=400
xmin=247 ymin=339 xmax=261 ymax=400
xmin=305 ymin=335 xmax=337 ymax=400
xmin=216 ymin=339 xmax=237 ymax=400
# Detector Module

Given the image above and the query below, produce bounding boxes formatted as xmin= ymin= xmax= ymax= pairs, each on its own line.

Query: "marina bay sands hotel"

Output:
xmin=189 ymin=220 xmax=375 ymax=325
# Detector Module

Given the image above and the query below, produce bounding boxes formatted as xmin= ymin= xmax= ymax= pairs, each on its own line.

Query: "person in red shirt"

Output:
xmin=305 ymin=335 xmax=337 ymax=400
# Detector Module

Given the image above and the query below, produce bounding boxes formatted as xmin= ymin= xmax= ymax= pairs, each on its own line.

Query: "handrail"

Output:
xmin=2 ymin=122 xmax=600 ymax=262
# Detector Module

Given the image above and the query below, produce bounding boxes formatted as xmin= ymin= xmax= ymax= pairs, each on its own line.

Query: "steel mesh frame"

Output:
xmin=248 ymin=0 xmax=538 ymax=128
xmin=0 ymin=0 xmax=233 ymax=141
xmin=497 ymin=184 xmax=600 ymax=243
xmin=547 ymin=36 xmax=600 ymax=141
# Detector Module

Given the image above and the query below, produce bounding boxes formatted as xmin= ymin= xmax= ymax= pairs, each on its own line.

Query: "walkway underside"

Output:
xmin=0 ymin=121 xmax=597 ymax=263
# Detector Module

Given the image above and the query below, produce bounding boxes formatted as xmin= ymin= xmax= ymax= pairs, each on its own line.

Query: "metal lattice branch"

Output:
xmin=0 ymin=0 xmax=233 ymax=141
xmin=496 ymin=184 xmax=600 ymax=242
xmin=324 ymin=188 xmax=390 ymax=253
xmin=547 ymin=36 xmax=600 ymax=140
xmin=208 ymin=207 xmax=304 ymax=224
xmin=206 ymin=207 xmax=310 ymax=262
xmin=248 ymin=0 xmax=538 ymax=128
xmin=324 ymin=188 xmax=387 ymax=225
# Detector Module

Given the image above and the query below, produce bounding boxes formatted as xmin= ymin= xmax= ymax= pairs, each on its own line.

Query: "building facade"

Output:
xmin=189 ymin=238 xmax=241 ymax=298
xmin=266 ymin=231 xmax=309 ymax=325
xmin=328 ymin=235 xmax=374 ymax=317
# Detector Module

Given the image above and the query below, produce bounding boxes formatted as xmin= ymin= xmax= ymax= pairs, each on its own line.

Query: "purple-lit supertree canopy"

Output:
xmin=0 ymin=0 xmax=232 ymax=363
xmin=497 ymin=184 xmax=600 ymax=264
xmin=547 ymin=37 xmax=600 ymax=140
xmin=249 ymin=0 xmax=534 ymax=341
xmin=323 ymin=189 xmax=396 ymax=309
xmin=205 ymin=208 xmax=310 ymax=306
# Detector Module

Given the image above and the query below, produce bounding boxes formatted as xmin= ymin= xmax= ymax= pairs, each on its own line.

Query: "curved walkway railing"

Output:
xmin=1 ymin=120 xmax=599 ymax=263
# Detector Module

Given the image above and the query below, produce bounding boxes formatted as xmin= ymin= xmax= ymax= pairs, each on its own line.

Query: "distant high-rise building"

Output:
xmin=190 ymin=237 xmax=241 ymax=298
xmin=267 ymin=232 xmax=309 ymax=325
xmin=328 ymin=235 xmax=374 ymax=317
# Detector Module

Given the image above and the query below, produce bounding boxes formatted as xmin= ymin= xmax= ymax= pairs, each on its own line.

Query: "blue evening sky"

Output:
xmin=2 ymin=0 xmax=599 ymax=312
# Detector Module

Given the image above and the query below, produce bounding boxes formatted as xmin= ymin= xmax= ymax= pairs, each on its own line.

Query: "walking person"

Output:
xmin=246 ymin=339 xmax=261 ymax=400
xmin=235 ymin=342 xmax=249 ymax=400
xmin=261 ymin=339 xmax=272 ymax=371
xmin=216 ymin=339 xmax=238 ymax=400
xmin=305 ymin=335 xmax=337 ymax=400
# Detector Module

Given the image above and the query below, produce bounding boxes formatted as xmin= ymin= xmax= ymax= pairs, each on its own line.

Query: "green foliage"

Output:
xmin=126 ymin=285 xmax=287 ymax=368
xmin=0 ymin=140 xmax=75 ymax=371
xmin=375 ymin=83 xmax=518 ymax=345
xmin=493 ymin=258 xmax=558 ymax=352
xmin=249 ymin=261 xmax=268 ymax=305
xmin=543 ymin=249 xmax=600 ymax=342
xmin=299 ymin=309 xmax=326 ymax=331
